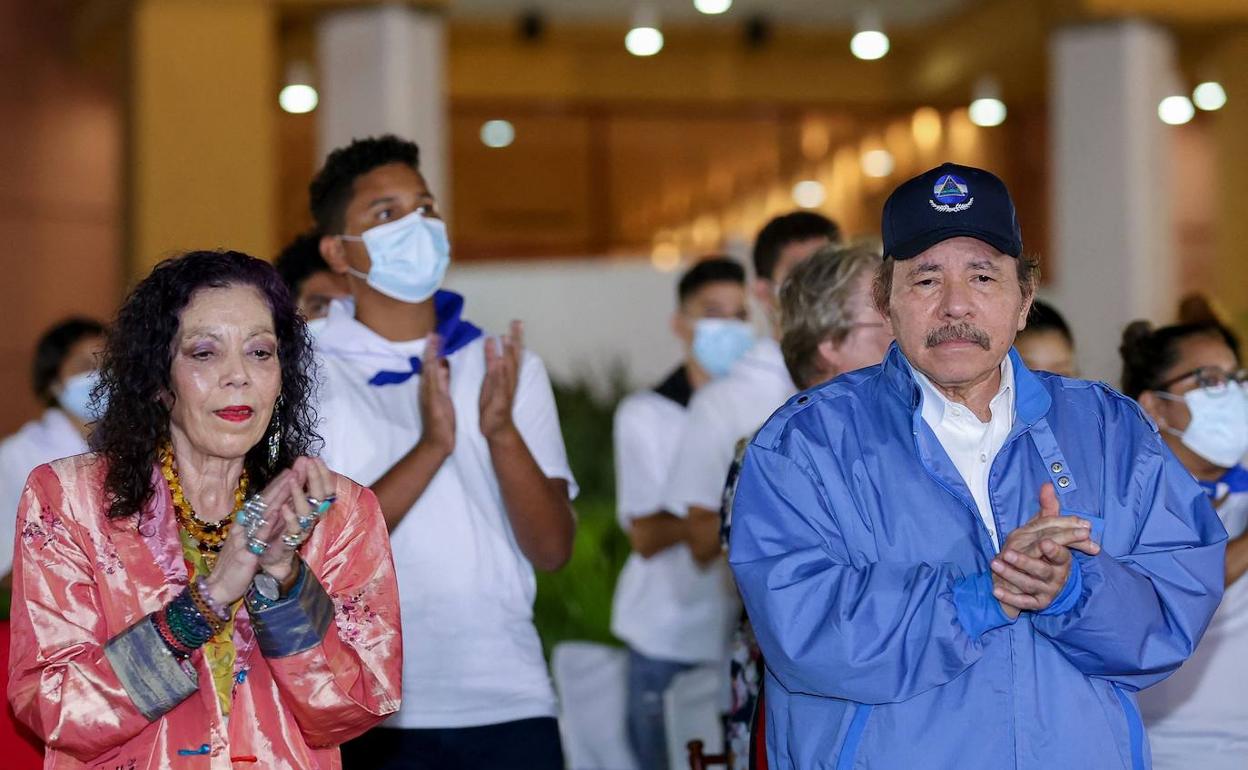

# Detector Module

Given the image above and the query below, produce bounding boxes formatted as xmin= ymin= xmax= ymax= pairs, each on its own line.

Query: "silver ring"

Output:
xmin=281 ymin=532 xmax=306 ymax=549
xmin=297 ymin=513 xmax=317 ymax=530
xmin=246 ymin=537 xmax=269 ymax=555
xmin=237 ymin=496 xmax=268 ymax=528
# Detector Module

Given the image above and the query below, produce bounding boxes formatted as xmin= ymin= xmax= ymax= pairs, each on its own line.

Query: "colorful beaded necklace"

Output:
xmin=159 ymin=441 xmax=248 ymax=570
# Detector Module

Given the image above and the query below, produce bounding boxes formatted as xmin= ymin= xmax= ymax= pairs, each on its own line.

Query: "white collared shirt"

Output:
xmin=611 ymin=378 xmax=741 ymax=663
xmin=314 ymin=299 xmax=577 ymax=729
xmin=0 ymin=408 xmax=88 ymax=577
xmin=912 ymin=355 xmax=1015 ymax=549
xmin=652 ymin=338 xmax=795 ymax=663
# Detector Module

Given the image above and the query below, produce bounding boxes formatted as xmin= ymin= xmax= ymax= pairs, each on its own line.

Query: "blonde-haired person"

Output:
xmin=779 ymin=242 xmax=896 ymax=389
xmin=719 ymin=242 xmax=894 ymax=769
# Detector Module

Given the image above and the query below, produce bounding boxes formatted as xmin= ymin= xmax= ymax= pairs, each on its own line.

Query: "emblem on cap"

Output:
xmin=930 ymin=174 xmax=974 ymax=213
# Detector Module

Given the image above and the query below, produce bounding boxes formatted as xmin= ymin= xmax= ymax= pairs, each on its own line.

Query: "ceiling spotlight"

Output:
xmin=278 ymin=61 xmax=318 ymax=114
xmin=1158 ymin=95 xmax=1195 ymax=125
xmin=626 ymin=6 xmax=664 ymax=57
xmin=850 ymin=10 xmax=889 ymax=61
xmin=1192 ymin=81 xmax=1227 ymax=111
xmin=480 ymin=120 xmax=515 ymax=149
xmin=968 ymin=76 xmax=1006 ymax=127
xmin=792 ymin=180 xmax=826 ymax=209
xmin=694 ymin=0 xmax=732 ymax=15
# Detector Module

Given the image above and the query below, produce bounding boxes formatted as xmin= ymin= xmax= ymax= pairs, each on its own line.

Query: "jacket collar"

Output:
xmin=881 ymin=342 xmax=1051 ymax=426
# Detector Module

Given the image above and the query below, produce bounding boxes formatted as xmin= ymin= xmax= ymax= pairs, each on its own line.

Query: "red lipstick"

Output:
xmin=214 ymin=406 xmax=254 ymax=423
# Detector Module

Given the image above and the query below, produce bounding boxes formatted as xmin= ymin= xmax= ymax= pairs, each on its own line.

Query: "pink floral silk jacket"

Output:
xmin=7 ymin=454 xmax=402 ymax=769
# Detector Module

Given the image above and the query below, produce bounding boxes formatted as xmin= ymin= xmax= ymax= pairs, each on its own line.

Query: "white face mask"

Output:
xmin=305 ymin=317 xmax=328 ymax=336
xmin=57 ymin=369 xmax=105 ymax=423
xmin=340 ymin=209 xmax=450 ymax=304
xmin=1158 ymin=382 xmax=1248 ymax=468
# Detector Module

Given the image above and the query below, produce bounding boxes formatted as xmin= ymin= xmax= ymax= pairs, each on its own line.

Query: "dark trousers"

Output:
xmin=341 ymin=717 xmax=564 ymax=770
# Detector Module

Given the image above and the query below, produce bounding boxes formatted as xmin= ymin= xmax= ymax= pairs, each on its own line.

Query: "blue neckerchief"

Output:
xmin=367 ymin=291 xmax=483 ymax=386
xmin=1198 ymin=464 xmax=1248 ymax=500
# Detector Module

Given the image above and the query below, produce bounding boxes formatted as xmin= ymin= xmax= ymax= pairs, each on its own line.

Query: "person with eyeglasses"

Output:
xmin=1123 ymin=319 xmax=1248 ymax=769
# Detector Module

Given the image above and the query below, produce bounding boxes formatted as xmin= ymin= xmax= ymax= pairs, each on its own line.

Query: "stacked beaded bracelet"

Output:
xmin=152 ymin=586 xmax=217 ymax=659
xmin=152 ymin=609 xmax=195 ymax=658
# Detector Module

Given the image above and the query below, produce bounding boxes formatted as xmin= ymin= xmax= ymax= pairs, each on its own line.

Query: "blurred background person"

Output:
xmin=0 ymin=317 xmax=105 ymax=588
xmin=663 ymin=211 xmax=840 ymax=569
xmin=274 ymin=229 xmax=349 ymax=323
xmin=1015 ymin=299 xmax=1078 ymax=377
xmin=7 ymin=250 xmax=402 ymax=768
xmin=719 ymin=241 xmax=893 ymax=769
xmin=609 ymin=256 xmax=749 ymax=770
xmin=778 ymin=243 xmax=894 ymax=391
xmin=1124 ymin=319 xmax=1248 ymax=769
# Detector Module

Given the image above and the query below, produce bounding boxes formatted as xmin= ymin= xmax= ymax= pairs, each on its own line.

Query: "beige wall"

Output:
xmin=0 ymin=2 xmax=123 ymax=436
xmin=130 ymin=0 xmax=277 ymax=275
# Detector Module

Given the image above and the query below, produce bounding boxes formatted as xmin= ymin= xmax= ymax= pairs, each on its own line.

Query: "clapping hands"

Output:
xmin=991 ymin=483 xmax=1100 ymax=619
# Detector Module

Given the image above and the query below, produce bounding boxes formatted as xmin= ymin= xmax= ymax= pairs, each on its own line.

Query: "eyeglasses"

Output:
xmin=1155 ymin=366 xmax=1248 ymax=393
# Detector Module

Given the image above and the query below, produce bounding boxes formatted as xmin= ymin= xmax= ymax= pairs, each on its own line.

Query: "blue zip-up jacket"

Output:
xmin=728 ymin=345 xmax=1227 ymax=770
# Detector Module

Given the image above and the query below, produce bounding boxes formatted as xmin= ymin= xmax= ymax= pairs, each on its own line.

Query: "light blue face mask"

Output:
xmin=692 ymin=318 xmax=756 ymax=379
xmin=58 ymin=370 xmax=105 ymax=423
xmin=341 ymin=209 xmax=451 ymax=304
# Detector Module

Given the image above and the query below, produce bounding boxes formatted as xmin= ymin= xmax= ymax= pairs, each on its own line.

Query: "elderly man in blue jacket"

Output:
xmin=728 ymin=162 xmax=1227 ymax=770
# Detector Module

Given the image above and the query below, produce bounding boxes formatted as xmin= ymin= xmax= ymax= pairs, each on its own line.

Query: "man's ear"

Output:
xmin=1017 ymin=293 xmax=1035 ymax=332
xmin=671 ymin=311 xmax=693 ymax=347
xmin=320 ymin=235 xmax=349 ymax=274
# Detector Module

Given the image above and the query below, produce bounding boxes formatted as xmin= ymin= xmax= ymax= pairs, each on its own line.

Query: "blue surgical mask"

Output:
xmin=692 ymin=318 xmax=755 ymax=379
xmin=58 ymin=370 xmax=105 ymax=423
xmin=341 ymin=209 xmax=451 ymax=304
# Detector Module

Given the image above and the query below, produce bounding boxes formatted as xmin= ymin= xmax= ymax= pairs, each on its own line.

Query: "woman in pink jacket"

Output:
xmin=8 ymin=250 xmax=402 ymax=769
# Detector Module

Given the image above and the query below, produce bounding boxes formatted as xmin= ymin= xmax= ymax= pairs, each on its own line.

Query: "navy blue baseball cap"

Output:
xmin=881 ymin=163 xmax=1022 ymax=260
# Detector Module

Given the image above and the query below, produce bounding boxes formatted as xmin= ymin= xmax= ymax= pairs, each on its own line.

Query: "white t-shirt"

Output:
xmin=0 ymin=408 xmax=88 ymax=577
xmin=610 ymin=370 xmax=741 ymax=664
xmin=314 ymin=299 xmax=578 ymax=729
xmin=912 ymin=355 xmax=1016 ymax=549
xmin=1140 ymin=481 xmax=1248 ymax=769
xmin=662 ymin=338 xmax=797 ymax=516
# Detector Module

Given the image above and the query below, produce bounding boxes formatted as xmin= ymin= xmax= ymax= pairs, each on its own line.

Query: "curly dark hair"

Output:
xmin=91 ymin=250 xmax=320 ymax=520
xmin=309 ymin=134 xmax=420 ymax=234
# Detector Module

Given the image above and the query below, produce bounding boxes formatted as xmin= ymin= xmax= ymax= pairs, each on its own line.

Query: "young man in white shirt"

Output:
xmin=663 ymin=212 xmax=841 ymax=562
xmin=309 ymin=135 xmax=578 ymax=770
xmin=610 ymin=257 xmax=751 ymax=770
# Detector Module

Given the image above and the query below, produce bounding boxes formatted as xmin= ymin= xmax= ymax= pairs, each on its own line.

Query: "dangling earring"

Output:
xmin=268 ymin=398 xmax=283 ymax=468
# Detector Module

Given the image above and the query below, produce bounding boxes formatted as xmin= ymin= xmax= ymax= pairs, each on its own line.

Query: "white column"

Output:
xmin=316 ymin=3 xmax=449 ymax=211
xmin=1048 ymin=21 xmax=1178 ymax=383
